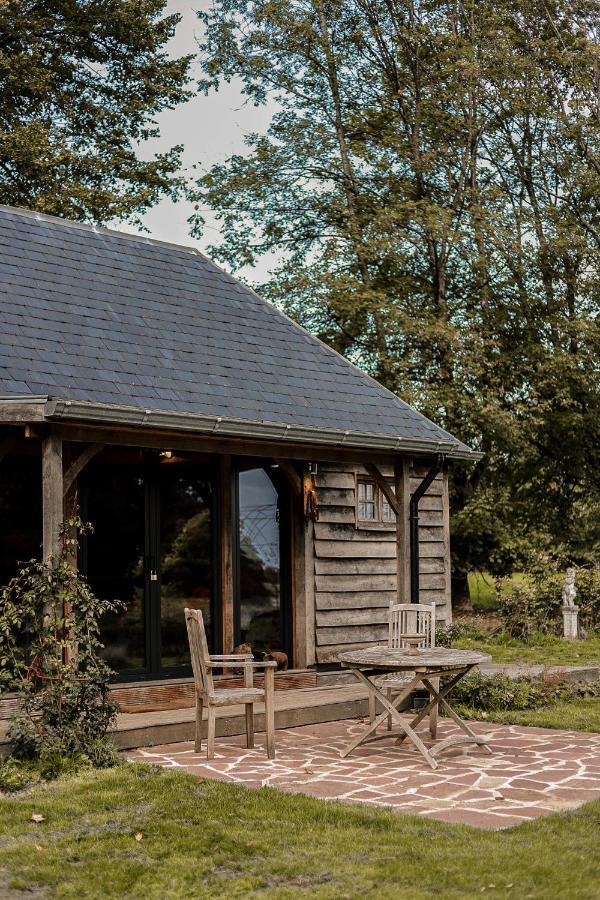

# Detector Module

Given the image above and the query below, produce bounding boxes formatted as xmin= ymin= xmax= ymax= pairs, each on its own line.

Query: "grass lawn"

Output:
xmin=0 ymin=765 xmax=599 ymax=899
xmin=454 ymin=632 xmax=600 ymax=667
xmin=455 ymin=696 xmax=600 ymax=733
xmin=467 ymin=573 xmax=527 ymax=612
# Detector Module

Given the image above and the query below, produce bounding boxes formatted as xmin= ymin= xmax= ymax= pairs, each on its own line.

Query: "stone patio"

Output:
xmin=128 ymin=716 xmax=600 ymax=830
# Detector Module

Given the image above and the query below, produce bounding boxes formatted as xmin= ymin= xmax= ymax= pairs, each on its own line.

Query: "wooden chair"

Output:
xmin=368 ymin=602 xmax=438 ymax=737
xmin=184 ymin=608 xmax=277 ymax=759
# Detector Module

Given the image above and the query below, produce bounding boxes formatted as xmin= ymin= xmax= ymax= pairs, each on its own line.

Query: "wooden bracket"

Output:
xmin=274 ymin=459 xmax=302 ymax=497
xmin=364 ymin=462 xmax=401 ymax=516
xmin=63 ymin=444 xmax=104 ymax=497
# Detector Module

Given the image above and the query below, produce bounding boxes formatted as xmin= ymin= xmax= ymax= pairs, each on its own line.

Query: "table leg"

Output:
xmin=422 ymin=678 xmax=493 ymax=756
xmin=341 ymin=668 xmax=439 ymax=769
xmin=394 ymin=669 xmax=467 ymax=744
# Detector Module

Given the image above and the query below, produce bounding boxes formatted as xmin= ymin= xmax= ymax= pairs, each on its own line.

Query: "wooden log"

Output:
xmin=315 ymin=573 xmax=396 ymax=592
xmin=316 ymin=642 xmax=385 ymax=664
xmin=315 ymin=592 xmax=396 ymax=610
xmin=316 ymin=487 xmax=355 ymax=507
xmin=316 ymin=624 xmax=387 ymax=645
xmin=314 ymin=540 xmax=396 ymax=559
xmin=316 ymin=507 xmax=356 ymax=524
xmin=316 ymin=608 xmax=390 ymax=627
xmin=418 ymin=542 xmax=448 ymax=559
xmin=315 ymin=557 xmax=396 ymax=576
xmin=419 ymin=574 xmax=447 ymax=590
xmin=315 ymin=472 xmax=355 ymax=490
xmin=42 ymin=431 xmax=63 ymax=563
xmin=410 ymin=478 xmax=443 ymax=497
xmin=314 ymin=522 xmax=396 ymax=542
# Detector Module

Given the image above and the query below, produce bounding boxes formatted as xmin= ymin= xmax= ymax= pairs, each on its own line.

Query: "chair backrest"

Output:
xmin=185 ymin=608 xmax=214 ymax=696
xmin=388 ymin=603 xmax=436 ymax=650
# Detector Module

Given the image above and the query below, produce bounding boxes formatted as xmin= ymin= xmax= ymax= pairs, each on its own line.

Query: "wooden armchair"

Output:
xmin=184 ymin=608 xmax=277 ymax=759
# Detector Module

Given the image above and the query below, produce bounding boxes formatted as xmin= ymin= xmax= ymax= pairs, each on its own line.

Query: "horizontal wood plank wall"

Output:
xmin=313 ymin=461 xmax=452 ymax=664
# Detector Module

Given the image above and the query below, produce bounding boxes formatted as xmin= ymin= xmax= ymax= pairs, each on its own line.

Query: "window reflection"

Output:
xmin=238 ymin=468 xmax=282 ymax=654
xmin=85 ymin=460 xmax=146 ymax=673
xmin=160 ymin=466 xmax=214 ymax=667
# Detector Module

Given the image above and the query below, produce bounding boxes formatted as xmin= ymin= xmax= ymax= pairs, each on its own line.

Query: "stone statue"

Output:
xmin=562 ymin=567 xmax=577 ymax=607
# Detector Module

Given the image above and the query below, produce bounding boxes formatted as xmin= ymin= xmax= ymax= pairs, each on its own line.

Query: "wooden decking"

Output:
xmin=0 ymin=682 xmax=369 ymax=754
xmin=112 ymin=684 xmax=369 ymax=750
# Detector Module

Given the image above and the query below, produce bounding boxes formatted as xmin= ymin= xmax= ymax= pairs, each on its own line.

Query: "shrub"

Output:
xmin=450 ymin=671 xmax=597 ymax=713
xmin=436 ymin=621 xmax=487 ymax=647
xmin=0 ymin=517 xmax=122 ymax=770
xmin=496 ymin=567 xmax=600 ymax=639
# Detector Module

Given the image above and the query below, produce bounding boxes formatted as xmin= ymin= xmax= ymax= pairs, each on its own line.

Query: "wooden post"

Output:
xmin=219 ymin=454 xmax=235 ymax=653
xmin=42 ymin=430 xmax=63 ymax=564
xmin=394 ymin=456 xmax=411 ymax=604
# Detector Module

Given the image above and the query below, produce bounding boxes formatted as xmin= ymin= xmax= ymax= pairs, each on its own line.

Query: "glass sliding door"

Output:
xmin=158 ymin=461 xmax=216 ymax=670
xmin=83 ymin=455 xmax=147 ymax=673
xmin=84 ymin=450 xmax=217 ymax=679
xmin=236 ymin=465 xmax=291 ymax=660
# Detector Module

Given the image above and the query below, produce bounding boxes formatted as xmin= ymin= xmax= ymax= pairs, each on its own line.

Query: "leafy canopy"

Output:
xmin=0 ymin=0 xmax=191 ymax=223
xmin=192 ymin=0 xmax=600 ymax=581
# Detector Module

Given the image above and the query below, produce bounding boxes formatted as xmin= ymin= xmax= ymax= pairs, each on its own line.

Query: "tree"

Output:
xmin=192 ymin=0 xmax=600 ymax=604
xmin=0 ymin=0 xmax=191 ymax=224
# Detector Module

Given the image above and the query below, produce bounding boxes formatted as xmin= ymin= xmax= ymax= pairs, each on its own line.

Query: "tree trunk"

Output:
xmin=451 ymin=573 xmax=473 ymax=615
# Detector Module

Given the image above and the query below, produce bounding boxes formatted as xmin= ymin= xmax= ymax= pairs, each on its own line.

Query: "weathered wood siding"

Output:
xmin=312 ymin=461 xmax=452 ymax=664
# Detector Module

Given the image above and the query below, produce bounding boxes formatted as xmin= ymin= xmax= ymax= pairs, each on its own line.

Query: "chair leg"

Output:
xmin=387 ymin=688 xmax=393 ymax=731
xmin=206 ymin=706 xmax=216 ymax=760
xmin=245 ymin=702 xmax=254 ymax=749
xmin=195 ymin=695 xmax=204 ymax=753
xmin=429 ymin=677 xmax=439 ymax=739
xmin=368 ymin=691 xmax=376 ymax=725
xmin=265 ymin=666 xmax=275 ymax=760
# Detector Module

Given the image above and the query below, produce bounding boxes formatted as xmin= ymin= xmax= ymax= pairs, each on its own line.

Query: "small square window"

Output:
xmin=357 ymin=478 xmax=395 ymax=526
xmin=358 ymin=480 xmax=376 ymax=520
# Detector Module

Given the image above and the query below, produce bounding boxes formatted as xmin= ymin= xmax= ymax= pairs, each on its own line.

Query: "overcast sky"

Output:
xmin=115 ymin=0 xmax=276 ymax=279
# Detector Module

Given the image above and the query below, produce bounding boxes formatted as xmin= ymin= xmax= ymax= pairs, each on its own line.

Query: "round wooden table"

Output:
xmin=338 ymin=646 xmax=492 ymax=769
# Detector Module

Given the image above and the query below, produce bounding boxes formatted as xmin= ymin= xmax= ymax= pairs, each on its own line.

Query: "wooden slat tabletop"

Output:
xmin=338 ymin=646 xmax=491 ymax=671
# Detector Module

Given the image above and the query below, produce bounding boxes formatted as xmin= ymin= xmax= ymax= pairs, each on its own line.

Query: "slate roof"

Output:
xmin=0 ymin=206 xmax=477 ymax=457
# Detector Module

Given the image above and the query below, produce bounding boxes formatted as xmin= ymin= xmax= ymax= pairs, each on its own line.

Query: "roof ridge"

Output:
xmin=0 ymin=205 xmax=201 ymax=257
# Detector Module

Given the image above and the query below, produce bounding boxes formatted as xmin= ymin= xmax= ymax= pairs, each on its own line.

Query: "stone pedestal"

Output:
xmin=562 ymin=605 xmax=579 ymax=641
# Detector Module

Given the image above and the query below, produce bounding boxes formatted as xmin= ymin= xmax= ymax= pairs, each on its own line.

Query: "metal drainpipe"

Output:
xmin=410 ymin=453 xmax=445 ymax=604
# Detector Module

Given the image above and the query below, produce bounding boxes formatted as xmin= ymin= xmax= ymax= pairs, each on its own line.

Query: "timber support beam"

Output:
xmin=42 ymin=430 xmax=63 ymax=563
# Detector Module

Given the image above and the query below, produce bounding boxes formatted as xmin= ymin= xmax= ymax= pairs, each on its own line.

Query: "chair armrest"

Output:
xmin=205 ymin=659 xmax=277 ymax=669
xmin=209 ymin=654 xmax=253 ymax=661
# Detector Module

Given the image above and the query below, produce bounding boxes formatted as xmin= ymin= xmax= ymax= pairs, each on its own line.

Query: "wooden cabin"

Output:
xmin=0 ymin=206 xmax=480 ymax=715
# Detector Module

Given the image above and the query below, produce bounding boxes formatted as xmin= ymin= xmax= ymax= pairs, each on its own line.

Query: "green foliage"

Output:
xmin=497 ymin=567 xmax=600 ymax=639
xmin=0 ymin=518 xmax=121 ymax=768
xmin=436 ymin=621 xmax=487 ymax=647
xmin=193 ymin=0 xmax=600 ymax=584
xmin=449 ymin=671 xmax=582 ymax=714
xmin=0 ymin=0 xmax=191 ymax=223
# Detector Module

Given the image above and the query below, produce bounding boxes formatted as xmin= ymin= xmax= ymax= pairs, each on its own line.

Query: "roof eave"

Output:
xmin=0 ymin=397 xmax=483 ymax=461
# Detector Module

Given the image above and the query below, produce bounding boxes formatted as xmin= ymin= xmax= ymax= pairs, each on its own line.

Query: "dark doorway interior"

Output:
xmin=82 ymin=449 xmax=218 ymax=678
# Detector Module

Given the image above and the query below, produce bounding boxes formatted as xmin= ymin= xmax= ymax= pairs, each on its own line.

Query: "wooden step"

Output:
xmin=112 ymin=684 xmax=369 ymax=751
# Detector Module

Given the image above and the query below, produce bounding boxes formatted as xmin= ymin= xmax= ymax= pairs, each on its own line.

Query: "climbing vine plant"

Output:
xmin=0 ymin=517 xmax=122 ymax=767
